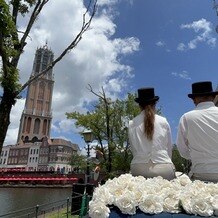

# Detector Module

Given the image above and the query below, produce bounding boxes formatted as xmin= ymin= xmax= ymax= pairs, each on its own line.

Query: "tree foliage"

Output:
xmin=0 ymin=0 xmax=97 ymax=152
xmin=69 ymin=152 xmax=87 ymax=172
xmin=66 ymin=87 xmax=140 ymax=174
xmin=172 ymin=146 xmax=191 ymax=173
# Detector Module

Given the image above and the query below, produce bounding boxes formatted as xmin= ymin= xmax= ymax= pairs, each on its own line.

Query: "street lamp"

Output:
xmin=82 ymin=130 xmax=94 ymax=183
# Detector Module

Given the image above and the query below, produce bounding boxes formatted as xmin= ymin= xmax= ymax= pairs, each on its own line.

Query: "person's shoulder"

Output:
xmin=179 ymin=109 xmax=196 ymax=122
xmin=155 ymin=114 xmax=168 ymax=124
xmin=130 ymin=113 xmax=143 ymax=126
xmin=183 ymin=109 xmax=197 ymax=117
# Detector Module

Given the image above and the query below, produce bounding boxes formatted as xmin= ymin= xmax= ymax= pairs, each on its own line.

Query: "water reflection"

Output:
xmin=0 ymin=188 xmax=71 ymax=215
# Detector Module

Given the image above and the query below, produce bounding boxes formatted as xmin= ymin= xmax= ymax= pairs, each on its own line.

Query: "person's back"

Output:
xmin=130 ymin=113 xmax=173 ymax=164
xmin=129 ymin=87 xmax=175 ymax=180
xmin=177 ymin=81 xmax=218 ymax=182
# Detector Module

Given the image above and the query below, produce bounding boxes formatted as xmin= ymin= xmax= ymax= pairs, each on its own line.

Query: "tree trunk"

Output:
xmin=0 ymin=91 xmax=15 ymax=151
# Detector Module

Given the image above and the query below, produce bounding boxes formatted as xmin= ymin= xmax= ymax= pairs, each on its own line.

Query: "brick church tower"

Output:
xmin=17 ymin=44 xmax=54 ymax=144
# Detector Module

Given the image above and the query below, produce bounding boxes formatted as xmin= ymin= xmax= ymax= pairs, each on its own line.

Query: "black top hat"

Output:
xmin=135 ymin=87 xmax=159 ymax=104
xmin=188 ymin=81 xmax=218 ymax=98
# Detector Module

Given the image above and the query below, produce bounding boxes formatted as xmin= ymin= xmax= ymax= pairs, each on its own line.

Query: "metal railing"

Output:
xmin=0 ymin=184 xmax=95 ymax=218
xmin=0 ymin=197 xmax=71 ymax=218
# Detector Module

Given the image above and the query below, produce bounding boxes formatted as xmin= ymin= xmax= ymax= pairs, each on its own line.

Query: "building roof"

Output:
xmin=11 ymin=144 xmax=31 ymax=149
xmin=50 ymin=138 xmax=79 ymax=151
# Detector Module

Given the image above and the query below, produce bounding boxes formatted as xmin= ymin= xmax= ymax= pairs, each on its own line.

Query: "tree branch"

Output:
xmin=20 ymin=0 xmax=49 ymax=52
xmin=19 ymin=0 xmax=97 ymax=94
xmin=87 ymin=84 xmax=105 ymax=100
xmin=11 ymin=0 xmax=49 ymax=67
xmin=12 ymin=0 xmax=20 ymax=24
xmin=0 ymin=32 xmax=9 ymax=80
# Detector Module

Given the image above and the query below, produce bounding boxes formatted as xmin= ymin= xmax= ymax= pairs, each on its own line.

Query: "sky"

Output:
xmin=3 ymin=0 xmax=218 ymax=151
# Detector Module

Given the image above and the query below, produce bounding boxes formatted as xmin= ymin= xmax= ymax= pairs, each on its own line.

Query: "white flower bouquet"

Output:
xmin=89 ymin=174 xmax=218 ymax=218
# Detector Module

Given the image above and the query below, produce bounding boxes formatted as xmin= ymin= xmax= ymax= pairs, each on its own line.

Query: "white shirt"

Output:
xmin=128 ymin=111 xmax=173 ymax=164
xmin=176 ymin=102 xmax=218 ymax=174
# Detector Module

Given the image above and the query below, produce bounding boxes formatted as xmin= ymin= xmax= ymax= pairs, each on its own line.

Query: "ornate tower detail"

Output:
xmin=17 ymin=45 xmax=54 ymax=144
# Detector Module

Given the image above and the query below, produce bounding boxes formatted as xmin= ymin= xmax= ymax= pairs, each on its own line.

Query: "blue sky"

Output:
xmin=112 ymin=0 xmax=218 ymax=142
xmin=3 ymin=0 xmax=218 ymax=150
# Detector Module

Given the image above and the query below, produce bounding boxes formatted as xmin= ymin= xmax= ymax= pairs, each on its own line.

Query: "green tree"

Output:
xmin=172 ymin=146 xmax=191 ymax=173
xmin=0 ymin=0 xmax=97 ymax=153
xmin=70 ymin=153 xmax=87 ymax=172
xmin=66 ymin=86 xmax=140 ymax=175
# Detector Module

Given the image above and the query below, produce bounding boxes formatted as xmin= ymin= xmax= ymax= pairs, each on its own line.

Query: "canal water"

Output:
xmin=0 ymin=187 xmax=72 ymax=216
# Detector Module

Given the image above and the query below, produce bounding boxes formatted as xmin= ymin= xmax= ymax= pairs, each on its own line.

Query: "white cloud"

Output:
xmin=155 ymin=40 xmax=170 ymax=52
xmin=98 ymin=0 xmax=118 ymax=6
xmin=177 ymin=43 xmax=186 ymax=51
xmin=80 ymin=146 xmax=96 ymax=157
xmin=57 ymin=119 xmax=76 ymax=133
xmin=4 ymin=128 xmax=19 ymax=146
xmin=171 ymin=71 xmax=191 ymax=80
xmin=156 ymin=41 xmax=165 ymax=47
xmin=178 ymin=18 xmax=216 ymax=51
xmin=207 ymin=38 xmax=216 ymax=47
xmin=4 ymin=0 xmax=140 ymax=146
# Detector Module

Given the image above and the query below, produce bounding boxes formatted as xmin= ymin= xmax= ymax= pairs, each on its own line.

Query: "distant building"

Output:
xmin=0 ymin=145 xmax=11 ymax=168
xmin=1 ymin=45 xmax=79 ymax=173
xmin=17 ymin=45 xmax=54 ymax=144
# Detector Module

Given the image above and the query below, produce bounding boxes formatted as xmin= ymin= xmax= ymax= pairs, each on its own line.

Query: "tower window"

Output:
xmin=22 ymin=117 xmax=27 ymax=133
xmin=33 ymin=118 xmax=40 ymax=134
xmin=26 ymin=117 xmax=31 ymax=133
xmin=42 ymin=119 xmax=47 ymax=135
xmin=38 ymin=82 xmax=45 ymax=99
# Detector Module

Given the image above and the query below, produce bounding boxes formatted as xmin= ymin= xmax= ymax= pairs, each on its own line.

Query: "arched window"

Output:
xmin=33 ymin=118 xmax=40 ymax=134
xmin=26 ymin=117 xmax=31 ymax=133
xmin=38 ymin=82 xmax=45 ymax=99
xmin=32 ymin=137 xmax=38 ymax=143
xmin=22 ymin=117 xmax=27 ymax=133
xmin=42 ymin=119 xmax=47 ymax=135
xmin=47 ymin=84 xmax=52 ymax=101
xmin=24 ymin=136 xmax=29 ymax=143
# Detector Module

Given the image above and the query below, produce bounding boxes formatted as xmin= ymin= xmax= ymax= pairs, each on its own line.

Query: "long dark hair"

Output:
xmin=139 ymin=102 xmax=156 ymax=141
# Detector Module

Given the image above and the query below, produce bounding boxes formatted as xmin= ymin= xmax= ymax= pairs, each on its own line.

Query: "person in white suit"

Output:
xmin=177 ymin=81 xmax=218 ymax=182
xmin=128 ymin=87 xmax=175 ymax=180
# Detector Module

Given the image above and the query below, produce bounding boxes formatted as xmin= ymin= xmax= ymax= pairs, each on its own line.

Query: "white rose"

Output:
xmin=175 ymin=174 xmax=192 ymax=186
xmin=139 ymin=194 xmax=163 ymax=214
xmin=206 ymin=183 xmax=218 ymax=196
xmin=192 ymin=199 xmax=213 ymax=217
xmin=163 ymin=197 xmax=181 ymax=213
xmin=180 ymin=194 xmax=194 ymax=215
xmin=89 ymin=201 xmax=110 ymax=218
xmin=132 ymin=188 xmax=144 ymax=204
xmin=126 ymin=180 xmax=139 ymax=192
xmin=133 ymin=175 xmax=146 ymax=184
xmin=114 ymin=191 xmax=137 ymax=215
xmin=212 ymin=195 xmax=218 ymax=216
xmin=182 ymin=181 xmax=207 ymax=197
xmin=109 ymin=185 xmax=125 ymax=199
xmin=89 ymin=173 xmax=218 ymax=217
xmin=92 ymin=186 xmax=114 ymax=205
xmin=116 ymin=174 xmax=133 ymax=186
xmin=141 ymin=179 xmax=162 ymax=195
xmin=162 ymin=188 xmax=181 ymax=213
xmin=192 ymin=180 xmax=208 ymax=192
xmin=180 ymin=183 xmax=213 ymax=215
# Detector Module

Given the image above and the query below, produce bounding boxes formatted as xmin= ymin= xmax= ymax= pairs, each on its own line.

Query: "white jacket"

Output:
xmin=177 ymin=101 xmax=218 ymax=173
xmin=128 ymin=111 xmax=173 ymax=164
